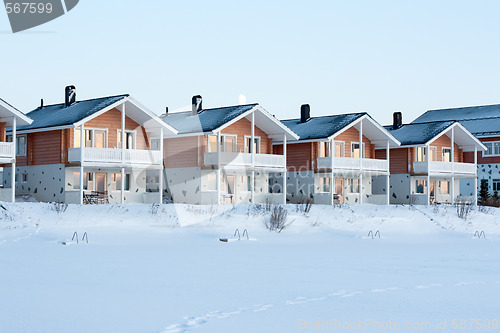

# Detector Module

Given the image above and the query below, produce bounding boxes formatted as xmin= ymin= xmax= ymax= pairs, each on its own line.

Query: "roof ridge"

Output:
xmin=281 ymin=112 xmax=367 ymax=122
xmin=199 ymin=103 xmax=258 ymax=113
xmin=27 ymin=94 xmax=129 ymax=111
xmin=428 ymin=102 xmax=500 ymax=112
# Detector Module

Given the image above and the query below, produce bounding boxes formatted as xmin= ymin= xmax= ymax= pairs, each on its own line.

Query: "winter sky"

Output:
xmin=1 ymin=0 xmax=500 ymax=125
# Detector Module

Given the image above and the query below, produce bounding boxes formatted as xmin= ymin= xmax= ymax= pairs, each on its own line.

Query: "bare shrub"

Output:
xmin=51 ymin=202 xmax=68 ymax=214
xmin=455 ymin=199 xmax=473 ymax=220
xmin=296 ymin=196 xmax=313 ymax=214
xmin=149 ymin=203 xmax=160 ymax=215
xmin=266 ymin=205 xmax=289 ymax=232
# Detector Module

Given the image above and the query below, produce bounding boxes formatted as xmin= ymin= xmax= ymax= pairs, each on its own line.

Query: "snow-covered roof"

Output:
xmin=161 ymin=104 xmax=257 ymax=134
xmin=281 ymin=113 xmax=366 ymax=141
xmin=413 ymin=104 xmax=500 ymax=137
xmin=17 ymin=95 xmax=129 ymax=131
xmin=384 ymin=121 xmax=456 ymax=146
xmin=160 ymin=104 xmax=298 ymax=140
xmin=0 ymin=98 xmax=33 ymax=126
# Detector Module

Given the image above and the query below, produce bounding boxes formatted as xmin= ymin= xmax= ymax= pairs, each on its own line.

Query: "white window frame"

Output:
xmin=483 ymin=141 xmax=500 ymax=157
xmin=416 ymin=146 xmax=426 ymax=162
xmin=348 ymin=178 xmax=359 ymax=193
xmin=240 ymin=175 xmax=252 ymax=192
xmin=428 ymin=146 xmax=437 ymax=161
xmin=319 ymin=141 xmax=331 ymax=158
xmin=204 ymin=173 xmax=217 ymax=192
xmin=75 ymin=127 xmax=109 ymax=148
xmin=414 ymin=179 xmax=427 ymax=194
xmin=112 ymin=172 xmax=131 ymax=191
xmin=17 ymin=135 xmax=27 ymax=157
xmin=334 ymin=141 xmax=345 ymax=157
xmin=21 ymin=173 xmax=28 ymax=183
xmin=317 ymin=176 xmax=331 ymax=193
xmin=150 ymin=139 xmax=161 ymax=151
xmin=439 ymin=180 xmax=450 ymax=194
xmin=442 ymin=147 xmax=452 ymax=162
xmin=221 ymin=134 xmax=237 ymax=153
xmin=207 ymin=135 xmax=218 ymax=153
xmin=244 ymin=135 xmax=261 ymax=154
xmin=493 ymin=179 xmax=500 ymax=192
xmin=117 ymin=129 xmax=136 ymax=149
xmin=351 ymin=142 xmax=365 ymax=158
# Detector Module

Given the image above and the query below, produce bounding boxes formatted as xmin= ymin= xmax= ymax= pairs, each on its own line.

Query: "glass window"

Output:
xmin=94 ymin=130 xmax=106 ymax=148
xmin=415 ymin=180 xmax=427 ymax=194
xmin=493 ymin=179 xmax=500 ymax=192
xmin=245 ymin=137 xmax=260 ymax=153
xmin=335 ymin=142 xmax=344 ymax=157
xmin=319 ymin=141 xmax=330 ymax=158
xmin=429 ymin=147 xmax=437 ymax=161
xmin=208 ymin=135 xmax=218 ymax=153
xmin=442 ymin=148 xmax=451 ymax=162
xmin=224 ymin=135 xmax=236 ymax=152
xmin=118 ymin=130 xmax=135 ymax=149
xmin=439 ymin=181 xmax=449 ymax=194
xmin=150 ymin=139 xmax=160 ymax=151
xmin=16 ymin=136 xmax=26 ymax=156
xmin=484 ymin=142 xmax=493 ymax=156
xmin=416 ymin=147 xmax=426 ymax=162
xmin=21 ymin=173 xmax=28 ymax=183
xmin=351 ymin=143 xmax=360 ymax=158
xmin=495 ymin=142 xmax=500 ymax=155
xmin=348 ymin=178 xmax=359 ymax=193
xmin=113 ymin=173 xmax=131 ymax=191
xmin=205 ymin=173 xmax=217 ymax=191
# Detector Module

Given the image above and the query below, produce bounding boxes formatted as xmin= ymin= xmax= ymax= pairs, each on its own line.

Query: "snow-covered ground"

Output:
xmin=1 ymin=202 xmax=499 ymax=333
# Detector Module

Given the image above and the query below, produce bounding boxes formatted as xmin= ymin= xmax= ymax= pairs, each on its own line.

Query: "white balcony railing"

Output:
xmin=0 ymin=142 xmax=14 ymax=159
xmin=204 ymin=152 xmax=285 ymax=169
xmin=413 ymin=161 xmax=476 ymax=176
xmin=317 ymin=157 xmax=389 ymax=173
xmin=68 ymin=148 xmax=162 ymax=167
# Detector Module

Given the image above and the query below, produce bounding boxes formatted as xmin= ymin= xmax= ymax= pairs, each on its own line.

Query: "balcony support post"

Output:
xmin=79 ymin=123 xmax=84 ymax=205
xmin=427 ymin=144 xmax=431 ymax=205
xmin=121 ymin=103 xmax=126 ymax=205
xmin=159 ymin=127 xmax=164 ymax=204
xmin=330 ymin=138 xmax=334 ymax=205
xmin=474 ymin=146 xmax=478 ymax=205
xmin=217 ymin=131 xmax=221 ymax=205
xmin=283 ymin=133 xmax=287 ymax=205
xmin=386 ymin=140 xmax=390 ymax=205
xmin=451 ymin=126 xmax=455 ymax=204
xmin=359 ymin=120 xmax=363 ymax=204
xmin=11 ymin=117 xmax=16 ymax=203
xmin=251 ymin=111 xmax=255 ymax=204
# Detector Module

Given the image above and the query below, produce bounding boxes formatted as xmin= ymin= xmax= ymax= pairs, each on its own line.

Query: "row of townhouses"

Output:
xmin=0 ymin=86 xmax=496 ymax=206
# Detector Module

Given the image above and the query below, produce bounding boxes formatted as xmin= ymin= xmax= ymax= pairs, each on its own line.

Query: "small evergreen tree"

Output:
xmin=479 ymin=180 xmax=490 ymax=205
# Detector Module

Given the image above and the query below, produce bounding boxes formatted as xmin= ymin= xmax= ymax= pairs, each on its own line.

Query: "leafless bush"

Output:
xmin=482 ymin=197 xmax=500 ymax=208
xmin=51 ymin=202 xmax=68 ymax=214
xmin=296 ymin=196 xmax=313 ymax=214
xmin=266 ymin=205 xmax=290 ymax=232
xmin=149 ymin=203 xmax=160 ymax=215
xmin=478 ymin=205 xmax=492 ymax=214
xmin=455 ymin=200 xmax=473 ymax=220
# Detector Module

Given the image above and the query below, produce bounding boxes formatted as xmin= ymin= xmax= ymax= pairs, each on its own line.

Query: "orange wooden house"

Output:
xmin=274 ymin=105 xmax=400 ymax=205
xmin=6 ymin=86 xmax=176 ymax=204
xmin=160 ymin=96 xmax=298 ymax=205
xmin=383 ymin=112 xmax=485 ymax=205
xmin=0 ymin=98 xmax=33 ymax=202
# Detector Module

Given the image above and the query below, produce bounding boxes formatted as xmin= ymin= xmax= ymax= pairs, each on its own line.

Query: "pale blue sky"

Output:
xmin=2 ymin=0 xmax=500 ymax=125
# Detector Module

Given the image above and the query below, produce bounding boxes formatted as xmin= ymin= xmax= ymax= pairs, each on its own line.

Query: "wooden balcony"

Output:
xmin=317 ymin=157 xmax=389 ymax=173
xmin=413 ymin=161 xmax=476 ymax=176
xmin=68 ymin=148 xmax=163 ymax=168
xmin=204 ymin=152 xmax=285 ymax=170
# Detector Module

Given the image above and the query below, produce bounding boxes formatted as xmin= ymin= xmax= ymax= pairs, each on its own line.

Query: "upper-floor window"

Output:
xmin=429 ymin=147 xmax=437 ymax=161
xmin=335 ymin=142 xmax=344 ymax=157
xmin=75 ymin=129 xmax=108 ymax=148
xmin=150 ymin=139 xmax=160 ymax=151
xmin=117 ymin=130 xmax=136 ymax=149
xmin=7 ymin=135 xmax=27 ymax=156
xmin=319 ymin=141 xmax=330 ymax=158
xmin=208 ymin=135 xmax=218 ymax=153
xmin=416 ymin=147 xmax=426 ymax=162
xmin=483 ymin=142 xmax=500 ymax=157
xmin=351 ymin=142 xmax=365 ymax=158
xmin=222 ymin=135 xmax=237 ymax=152
xmin=245 ymin=136 xmax=260 ymax=154
xmin=442 ymin=148 xmax=452 ymax=162
xmin=317 ymin=176 xmax=331 ymax=193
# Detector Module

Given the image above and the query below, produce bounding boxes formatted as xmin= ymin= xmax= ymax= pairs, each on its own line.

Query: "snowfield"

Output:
xmin=0 ymin=202 xmax=499 ymax=333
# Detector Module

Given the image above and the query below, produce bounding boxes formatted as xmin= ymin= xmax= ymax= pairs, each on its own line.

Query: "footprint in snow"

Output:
xmin=341 ymin=291 xmax=362 ymax=298
xmin=163 ymin=316 xmax=207 ymax=333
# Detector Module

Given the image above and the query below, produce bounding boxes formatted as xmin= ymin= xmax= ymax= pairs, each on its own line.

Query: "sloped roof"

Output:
xmin=412 ymin=104 xmax=500 ymax=136
xmin=384 ymin=121 xmax=455 ymax=146
xmin=16 ymin=95 xmax=129 ymax=131
xmin=281 ymin=113 xmax=366 ymax=140
xmin=161 ymin=104 xmax=258 ymax=134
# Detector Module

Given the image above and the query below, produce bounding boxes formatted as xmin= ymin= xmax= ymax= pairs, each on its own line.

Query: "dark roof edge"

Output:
xmin=280 ymin=111 xmax=367 ymax=122
xmin=26 ymin=94 xmax=130 ymax=114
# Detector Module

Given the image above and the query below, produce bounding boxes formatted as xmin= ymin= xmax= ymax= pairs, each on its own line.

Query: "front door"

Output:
xmin=95 ymin=173 xmax=107 ymax=193
xmin=335 ymin=178 xmax=344 ymax=204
